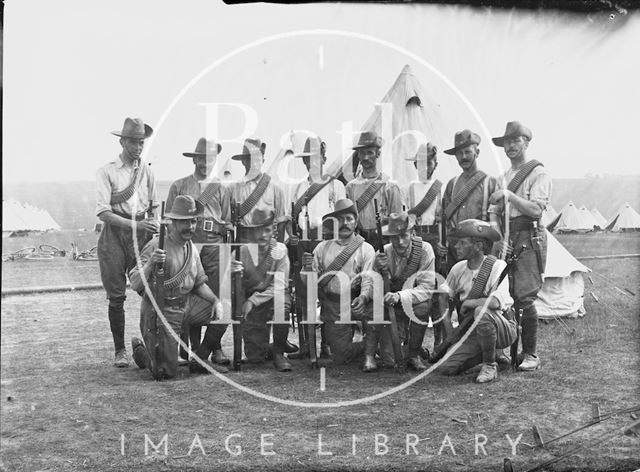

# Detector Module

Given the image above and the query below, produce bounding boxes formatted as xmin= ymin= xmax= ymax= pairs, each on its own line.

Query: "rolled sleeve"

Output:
xmin=95 ymin=167 xmax=113 ymax=216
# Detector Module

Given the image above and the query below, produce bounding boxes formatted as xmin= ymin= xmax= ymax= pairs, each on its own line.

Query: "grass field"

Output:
xmin=1 ymin=232 xmax=639 ymax=471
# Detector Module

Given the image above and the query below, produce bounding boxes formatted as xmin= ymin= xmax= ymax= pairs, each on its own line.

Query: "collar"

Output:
xmin=243 ymin=171 xmax=264 ymax=183
xmin=115 ymin=153 xmax=140 ymax=170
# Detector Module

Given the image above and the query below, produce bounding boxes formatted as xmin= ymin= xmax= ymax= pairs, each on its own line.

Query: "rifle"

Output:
xmin=304 ymin=203 xmax=318 ymax=368
xmin=152 ymin=201 xmax=167 ymax=380
xmin=374 ymin=198 xmax=405 ymax=372
xmin=289 ymin=203 xmax=305 ymax=345
xmin=429 ymin=244 xmax=526 ymax=364
xmin=231 ymin=203 xmax=245 ymax=372
xmin=438 ymin=206 xmax=449 ymax=275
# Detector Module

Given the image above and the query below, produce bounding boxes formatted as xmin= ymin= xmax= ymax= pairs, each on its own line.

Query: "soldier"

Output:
xmin=165 ymin=137 xmax=232 ymax=368
xmin=345 ymin=131 xmax=403 ymax=241
xmin=96 ymin=118 xmax=158 ymax=368
xmin=230 ymin=209 xmax=293 ymax=372
xmin=441 ymin=130 xmax=499 ymax=263
xmin=489 ymin=121 xmax=551 ymax=372
xmin=129 ymin=195 xmax=224 ymax=379
xmin=230 ymin=138 xmax=288 ymax=243
xmin=303 ymin=199 xmax=376 ymax=367
xmin=373 ymin=212 xmax=437 ymax=371
xmin=288 ymin=136 xmax=346 ymax=361
xmin=437 ymin=219 xmax=516 ymax=384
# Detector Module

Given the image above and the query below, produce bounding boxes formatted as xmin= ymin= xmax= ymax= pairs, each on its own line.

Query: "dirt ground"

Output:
xmin=1 ymin=232 xmax=639 ymax=471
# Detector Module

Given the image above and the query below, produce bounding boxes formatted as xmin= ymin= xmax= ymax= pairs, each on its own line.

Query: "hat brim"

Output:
xmin=492 ymin=130 xmax=532 ymax=147
xmin=449 ymin=226 xmax=501 ymax=242
xmin=183 ymin=144 xmax=222 ymax=158
xmin=444 ymin=144 xmax=465 ymax=155
xmin=231 ymin=153 xmax=250 ymax=161
xmin=323 ymin=205 xmax=357 ymax=221
xmin=382 ymin=221 xmax=415 ymax=237
xmin=238 ymin=216 xmax=275 ymax=229
xmin=111 ymin=124 xmax=153 ymax=139
xmin=164 ymin=200 xmax=205 ymax=220
xmin=352 ymin=144 xmax=381 ymax=150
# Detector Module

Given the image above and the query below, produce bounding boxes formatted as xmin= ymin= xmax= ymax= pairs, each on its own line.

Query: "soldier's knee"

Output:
xmin=108 ymin=296 xmax=126 ymax=311
xmin=438 ymin=365 xmax=461 ymax=376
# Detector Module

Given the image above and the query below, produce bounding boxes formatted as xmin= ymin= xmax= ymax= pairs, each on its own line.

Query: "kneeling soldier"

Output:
xmin=437 ymin=219 xmax=516 ymax=383
xmin=373 ymin=212 xmax=437 ymax=371
xmin=129 ymin=196 xmax=224 ymax=380
xmin=231 ymin=209 xmax=293 ymax=372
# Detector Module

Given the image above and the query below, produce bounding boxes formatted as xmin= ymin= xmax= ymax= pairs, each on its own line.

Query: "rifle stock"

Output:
xmin=152 ymin=201 xmax=167 ymax=380
xmin=231 ymin=203 xmax=245 ymax=371
xmin=374 ymin=199 xmax=405 ymax=372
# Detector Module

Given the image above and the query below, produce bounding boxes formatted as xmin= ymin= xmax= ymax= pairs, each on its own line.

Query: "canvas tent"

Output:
xmin=540 ymin=205 xmax=558 ymax=228
xmin=534 ymin=229 xmax=590 ymax=319
xmin=2 ymin=200 xmax=61 ymax=236
xmin=590 ymin=208 xmax=607 ymax=229
xmin=605 ymin=202 xmax=640 ymax=232
xmin=579 ymin=205 xmax=598 ymax=230
xmin=550 ymin=201 xmax=595 ymax=233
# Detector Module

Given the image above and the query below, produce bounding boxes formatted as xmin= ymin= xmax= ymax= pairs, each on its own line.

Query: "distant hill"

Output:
xmin=3 ymin=176 xmax=639 ymax=230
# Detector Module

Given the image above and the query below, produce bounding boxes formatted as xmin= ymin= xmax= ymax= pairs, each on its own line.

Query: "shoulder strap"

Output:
xmin=391 ymin=237 xmax=424 ymax=291
xmin=507 ymin=160 xmax=543 ymax=194
xmin=408 ymin=180 xmax=442 ymax=217
xmin=444 ymin=170 xmax=487 ymax=221
xmin=292 ymin=177 xmax=335 ymax=221
xmin=466 ymin=255 xmax=497 ymax=300
xmin=110 ymin=166 xmax=140 ymax=205
xmin=255 ymin=239 xmax=277 ymax=279
xmin=318 ymin=236 xmax=365 ymax=289
xmin=196 ymin=181 xmax=221 ymax=206
xmin=355 ymin=177 xmax=386 ymax=213
xmin=164 ymin=242 xmax=193 ymax=289
xmin=238 ymin=174 xmax=271 ymax=219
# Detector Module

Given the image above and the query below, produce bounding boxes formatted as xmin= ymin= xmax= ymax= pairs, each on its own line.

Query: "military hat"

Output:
xmin=183 ymin=137 xmax=222 ymax=158
xmin=231 ymin=138 xmax=266 ymax=161
xmin=111 ymin=117 xmax=153 ymax=139
xmin=382 ymin=212 xmax=416 ymax=236
xmin=164 ymin=195 xmax=204 ymax=220
xmin=238 ymin=209 xmax=275 ymax=228
xmin=352 ymin=131 xmax=384 ymax=150
xmin=405 ymin=142 xmax=437 ymax=162
xmin=322 ymin=198 xmax=357 ymax=221
xmin=450 ymin=219 xmax=501 ymax=242
xmin=443 ymin=129 xmax=481 ymax=155
xmin=295 ymin=136 xmax=324 ymax=158
xmin=492 ymin=121 xmax=533 ymax=147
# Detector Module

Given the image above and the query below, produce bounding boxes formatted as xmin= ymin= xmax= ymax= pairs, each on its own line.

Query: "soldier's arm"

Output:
xmin=128 ymin=240 xmax=157 ymax=293
xmin=398 ymin=243 xmax=437 ymax=304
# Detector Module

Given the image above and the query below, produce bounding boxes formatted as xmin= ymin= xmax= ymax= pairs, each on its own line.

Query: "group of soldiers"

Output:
xmin=96 ymin=116 xmax=550 ymax=384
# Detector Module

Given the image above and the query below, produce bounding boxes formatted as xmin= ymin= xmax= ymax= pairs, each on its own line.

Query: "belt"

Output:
xmin=415 ymin=224 xmax=438 ymax=234
xmin=509 ymin=216 xmax=538 ymax=233
xmin=163 ymin=295 xmax=186 ymax=309
xmin=197 ymin=217 xmax=225 ymax=235
xmin=113 ymin=210 xmax=146 ymax=221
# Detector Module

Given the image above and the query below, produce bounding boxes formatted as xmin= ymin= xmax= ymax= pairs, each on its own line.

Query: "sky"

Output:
xmin=3 ymin=0 xmax=640 ymax=186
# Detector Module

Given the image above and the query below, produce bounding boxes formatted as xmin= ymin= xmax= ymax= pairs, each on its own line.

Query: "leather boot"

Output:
xmin=273 ymin=353 xmax=292 ymax=372
xmin=319 ymin=343 xmax=332 ymax=359
xmin=476 ymin=363 xmax=498 ymax=383
xmin=362 ymin=354 xmax=378 ymax=372
xmin=211 ymin=349 xmax=230 ymax=365
xmin=407 ymin=356 xmax=427 ymax=371
xmin=131 ymin=337 xmax=149 ymax=369
xmin=408 ymin=322 xmax=428 ymax=359
xmin=287 ymin=343 xmax=310 ymax=359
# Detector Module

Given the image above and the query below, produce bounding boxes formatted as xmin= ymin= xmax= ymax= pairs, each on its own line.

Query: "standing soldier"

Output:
xmin=165 ymin=137 xmax=232 ymax=368
xmin=373 ymin=212 xmax=437 ymax=371
xmin=288 ymin=136 xmax=346 ymax=361
xmin=96 ymin=117 xmax=158 ymax=368
xmin=230 ymin=138 xmax=288 ymax=243
xmin=129 ymin=195 xmax=224 ymax=379
xmin=345 ymin=131 xmax=403 ymax=240
xmin=230 ymin=209 xmax=293 ymax=372
xmin=303 ymin=199 xmax=376 ymax=367
xmin=489 ymin=121 xmax=550 ymax=372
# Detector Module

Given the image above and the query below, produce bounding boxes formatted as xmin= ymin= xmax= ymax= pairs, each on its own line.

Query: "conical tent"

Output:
xmin=339 ymin=64 xmax=451 ymax=185
xmin=553 ymin=201 xmax=594 ymax=233
xmin=590 ymin=208 xmax=607 ymax=229
xmin=2 ymin=200 xmax=61 ymax=234
xmin=605 ymin=202 xmax=640 ymax=231
xmin=540 ymin=205 xmax=558 ymax=227
xmin=535 ymin=229 xmax=590 ymax=319
xmin=579 ymin=205 xmax=598 ymax=230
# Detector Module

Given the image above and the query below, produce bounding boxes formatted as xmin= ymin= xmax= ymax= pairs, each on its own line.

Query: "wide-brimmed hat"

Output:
xmin=164 ymin=195 xmax=204 ymax=220
xmin=450 ymin=219 xmax=501 ymax=242
xmin=231 ymin=138 xmax=266 ymax=161
xmin=352 ymin=131 xmax=384 ymax=150
xmin=323 ymin=198 xmax=357 ymax=221
xmin=492 ymin=121 xmax=533 ymax=147
xmin=443 ymin=129 xmax=481 ymax=155
xmin=111 ymin=117 xmax=153 ymax=139
xmin=295 ymin=136 xmax=323 ymax=158
xmin=238 ymin=209 xmax=275 ymax=228
xmin=183 ymin=137 xmax=222 ymax=158
xmin=382 ymin=212 xmax=416 ymax=236
xmin=405 ymin=142 xmax=437 ymax=162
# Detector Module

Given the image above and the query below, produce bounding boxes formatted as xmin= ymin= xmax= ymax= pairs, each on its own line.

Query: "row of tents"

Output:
xmin=2 ymin=200 xmax=61 ymax=237
xmin=542 ymin=201 xmax=640 ymax=233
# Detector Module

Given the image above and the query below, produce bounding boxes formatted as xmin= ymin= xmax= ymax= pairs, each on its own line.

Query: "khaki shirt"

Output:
xmin=383 ymin=241 xmax=436 ymax=305
xmin=443 ymin=173 xmax=496 ymax=231
xmin=166 ymin=174 xmax=231 ymax=224
xmin=402 ymin=179 xmax=442 ymax=226
xmin=240 ymin=242 xmax=289 ymax=308
xmin=231 ymin=172 xmax=287 ymax=226
xmin=290 ymin=177 xmax=346 ymax=231
xmin=443 ymin=257 xmax=513 ymax=310
xmin=492 ymin=164 xmax=552 ymax=219
xmin=345 ymin=173 xmax=402 ymax=230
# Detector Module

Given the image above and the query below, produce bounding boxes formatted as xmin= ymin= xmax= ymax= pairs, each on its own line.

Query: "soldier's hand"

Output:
xmin=150 ymin=248 xmax=166 ymax=265
xmin=231 ymin=260 xmax=244 ymax=274
xmin=384 ymin=292 xmax=400 ymax=306
xmin=351 ymin=295 xmax=367 ymax=317
xmin=301 ymin=252 xmax=314 ymax=270
xmin=435 ymin=242 xmax=448 ymax=258
xmin=374 ymin=253 xmax=389 ymax=272
xmin=139 ymin=219 xmax=160 ymax=234
xmin=241 ymin=300 xmax=254 ymax=318
xmin=489 ymin=189 xmax=511 ymax=205
xmin=289 ymin=235 xmax=300 ymax=246
xmin=212 ymin=300 xmax=224 ymax=321
xmin=497 ymin=240 xmax=513 ymax=259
